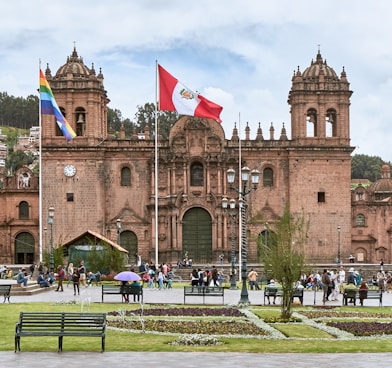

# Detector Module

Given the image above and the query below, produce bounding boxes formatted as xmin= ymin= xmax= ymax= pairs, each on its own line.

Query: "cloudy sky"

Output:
xmin=1 ymin=1 xmax=391 ymax=160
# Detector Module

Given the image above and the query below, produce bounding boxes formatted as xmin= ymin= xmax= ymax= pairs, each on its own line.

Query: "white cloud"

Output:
xmin=1 ymin=0 xmax=392 ymax=160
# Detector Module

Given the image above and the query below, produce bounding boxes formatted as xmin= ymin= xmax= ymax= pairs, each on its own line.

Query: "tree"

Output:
xmin=86 ymin=244 xmax=126 ymax=274
xmin=0 ymin=92 xmax=39 ymax=128
xmin=351 ymin=154 xmax=390 ymax=182
xmin=134 ymin=102 xmax=178 ymax=139
xmin=5 ymin=150 xmax=34 ymax=175
xmin=258 ymin=206 xmax=309 ymax=321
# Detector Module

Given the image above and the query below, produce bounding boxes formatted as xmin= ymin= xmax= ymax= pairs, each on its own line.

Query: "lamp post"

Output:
xmin=222 ymin=197 xmax=237 ymax=290
xmin=116 ymin=219 xmax=122 ymax=246
xmin=227 ymin=166 xmax=260 ymax=304
xmin=337 ymin=225 xmax=341 ymax=264
xmin=47 ymin=207 xmax=54 ymax=271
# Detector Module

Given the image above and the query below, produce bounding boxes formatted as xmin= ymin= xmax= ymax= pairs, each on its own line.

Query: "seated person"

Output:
xmin=265 ymin=279 xmax=278 ymax=304
xmin=87 ymin=272 xmax=97 ymax=285
xmin=16 ymin=268 xmax=28 ymax=287
xmin=120 ymin=281 xmax=129 ymax=302
xmin=37 ymin=272 xmax=49 ymax=288
xmin=47 ymin=271 xmax=55 ymax=286
xmin=132 ymin=280 xmax=141 ymax=302
xmin=358 ymin=280 xmax=369 ymax=306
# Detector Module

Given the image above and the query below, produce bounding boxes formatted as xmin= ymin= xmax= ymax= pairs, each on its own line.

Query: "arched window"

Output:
xmin=306 ymin=108 xmax=317 ymax=137
xmin=55 ymin=107 xmax=66 ymax=136
xmin=75 ymin=107 xmax=86 ymax=136
xmin=263 ymin=168 xmax=273 ymax=187
xmin=356 ymin=214 xmax=365 ymax=227
xmin=326 ymin=109 xmax=337 ymax=137
xmin=15 ymin=232 xmax=35 ymax=264
xmin=356 ymin=191 xmax=364 ymax=201
xmin=191 ymin=162 xmax=204 ymax=186
xmin=121 ymin=167 xmax=131 ymax=186
xmin=19 ymin=201 xmax=29 ymax=219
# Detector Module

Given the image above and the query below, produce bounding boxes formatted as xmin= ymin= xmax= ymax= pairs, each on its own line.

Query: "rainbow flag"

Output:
xmin=40 ymin=69 xmax=76 ymax=141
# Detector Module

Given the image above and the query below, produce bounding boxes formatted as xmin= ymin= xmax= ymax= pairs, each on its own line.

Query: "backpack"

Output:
xmin=58 ymin=268 xmax=65 ymax=279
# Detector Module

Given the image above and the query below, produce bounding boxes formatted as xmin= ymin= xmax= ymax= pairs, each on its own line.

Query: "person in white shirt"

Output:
xmin=338 ymin=266 xmax=345 ymax=293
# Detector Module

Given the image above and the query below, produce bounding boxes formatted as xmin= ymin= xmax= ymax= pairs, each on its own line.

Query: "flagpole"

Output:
xmin=38 ymin=61 xmax=43 ymax=264
xmin=154 ymin=61 xmax=159 ymax=267
xmin=238 ymin=112 xmax=242 ymax=282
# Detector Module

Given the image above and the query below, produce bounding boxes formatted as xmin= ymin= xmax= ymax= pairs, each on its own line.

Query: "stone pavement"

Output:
xmin=2 ymin=280 xmax=392 ymax=366
xmin=1 ymin=352 xmax=392 ymax=367
xmin=3 ymin=278 xmax=391 ymax=307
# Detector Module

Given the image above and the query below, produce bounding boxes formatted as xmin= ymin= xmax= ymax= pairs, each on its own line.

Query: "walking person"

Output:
xmin=55 ymin=265 xmax=65 ymax=292
xmin=248 ymin=268 xmax=260 ymax=290
xmin=321 ymin=269 xmax=331 ymax=305
xmin=72 ymin=268 xmax=80 ymax=295
xmin=329 ymin=269 xmax=338 ymax=301
xmin=338 ymin=265 xmax=346 ymax=293
xmin=29 ymin=264 xmax=35 ymax=279
xmin=377 ymin=269 xmax=386 ymax=292
xmin=211 ymin=265 xmax=219 ymax=287
xmin=157 ymin=268 xmax=164 ymax=289
xmin=78 ymin=260 xmax=87 ymax=287
xmin=66 ymin=262 xmax=74 ymax=287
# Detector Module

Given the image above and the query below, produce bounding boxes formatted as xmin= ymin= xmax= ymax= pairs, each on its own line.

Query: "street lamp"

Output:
xmin=337 ymin=225 xmax=341 ymax=264
xmin=227 ymin=166 xmax=260 ymax=304
xmin=47 ymin=207 xmax=54 ymax=271
xmin=116 ymin=219 xmax=122 ymax=245
xmin=222 ymin=197 xmax=237 ymax=290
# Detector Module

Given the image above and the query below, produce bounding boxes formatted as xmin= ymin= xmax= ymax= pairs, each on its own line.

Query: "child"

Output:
xmin=72 ymin=268 xmax=80 ymax=296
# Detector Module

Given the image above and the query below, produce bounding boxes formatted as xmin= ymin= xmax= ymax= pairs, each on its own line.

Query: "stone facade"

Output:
xmin=0 ymin=47 xmax=388 ymax=266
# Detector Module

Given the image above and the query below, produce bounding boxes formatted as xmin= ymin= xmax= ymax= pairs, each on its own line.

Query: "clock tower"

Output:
xmin=41 ymin=47 xmax=114 ymax=246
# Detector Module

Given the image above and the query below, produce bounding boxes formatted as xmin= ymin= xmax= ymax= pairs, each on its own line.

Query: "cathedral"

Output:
xmin=0 ymin=47 xmax=389 ymax=266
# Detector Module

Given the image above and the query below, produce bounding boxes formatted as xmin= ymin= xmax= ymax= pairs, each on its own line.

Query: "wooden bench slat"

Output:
xmin=342 ymin=289 xmax=382 ymax=306
xmin=101 ymin=284 xmax=143 ymax=303
xmin=15 ymin=312 xmax=106 ymax=352
xmin=263 ymin=287 xmax=304 ymax=305
xmin=0 ymin=284 xmax=11 ymax=303
xmin=183 ymin=286 xmax=224 ymax=304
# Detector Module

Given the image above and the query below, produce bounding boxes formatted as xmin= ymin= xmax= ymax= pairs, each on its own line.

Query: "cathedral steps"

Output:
xmin=10 ymin=282 xmax=57 ymax=296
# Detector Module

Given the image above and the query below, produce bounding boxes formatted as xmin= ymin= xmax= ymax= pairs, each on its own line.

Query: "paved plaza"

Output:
xmin=1 ymin=280 xmax=392 ymax=366
xmin=3 ymin=278 xmax=392 ymax=306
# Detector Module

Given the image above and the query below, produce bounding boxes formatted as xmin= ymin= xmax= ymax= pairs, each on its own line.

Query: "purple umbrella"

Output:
xmin=114 ymin=271 xmax=141 ymax=282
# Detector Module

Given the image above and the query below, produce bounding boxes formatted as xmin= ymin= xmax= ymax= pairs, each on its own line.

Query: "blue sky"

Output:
xmin=1 ymin=1 xmax=392 ymax=160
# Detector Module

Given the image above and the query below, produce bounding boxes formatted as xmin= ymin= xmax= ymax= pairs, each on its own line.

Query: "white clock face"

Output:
xmin=64 ymin=164 xmax=76 ymax=177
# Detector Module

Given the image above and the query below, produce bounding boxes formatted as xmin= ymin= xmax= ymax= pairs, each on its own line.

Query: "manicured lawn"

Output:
xmin=2 ymin=302 xmax=392 ymax=353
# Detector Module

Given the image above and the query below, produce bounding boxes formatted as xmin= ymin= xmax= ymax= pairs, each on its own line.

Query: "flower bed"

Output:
xmin=326 ymin=321 xmax=392 ymax=336
xmin=106 ymin=306 xmax=392 ymax=340
xmin=108 ymin=319 xmax=268 ymax=336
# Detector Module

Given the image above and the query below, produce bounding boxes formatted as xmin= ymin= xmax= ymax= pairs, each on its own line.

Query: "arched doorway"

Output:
xmin=15 ymin=232 xmax=35 ymax=264
xmin=182 ymin=207 xmax=212 ymax=263
xmin=120 ymin=230 xmax=138 ymax=264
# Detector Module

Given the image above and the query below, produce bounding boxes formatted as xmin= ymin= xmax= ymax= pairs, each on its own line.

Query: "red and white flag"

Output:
xmin=158 ymin=64 xmax=223 ymax=122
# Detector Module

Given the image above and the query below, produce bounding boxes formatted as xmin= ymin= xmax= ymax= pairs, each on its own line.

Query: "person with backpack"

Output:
xmin=55 ymin=265 xmax=65 ymax=292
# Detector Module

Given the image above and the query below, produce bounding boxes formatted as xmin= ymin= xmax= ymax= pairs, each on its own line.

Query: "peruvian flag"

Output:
xmin=158 ymin=64 xmax=223 ymax=122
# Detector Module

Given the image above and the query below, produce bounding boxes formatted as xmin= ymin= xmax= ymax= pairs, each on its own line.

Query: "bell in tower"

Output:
xmin=76 ymin=112 xmax=85 ymax=136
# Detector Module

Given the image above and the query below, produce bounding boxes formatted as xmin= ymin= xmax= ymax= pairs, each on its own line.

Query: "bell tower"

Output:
xmin=288 ymin=50 xmax=352 ymax=146
xmin=41 ymin=47 xmax=110 ymax=145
